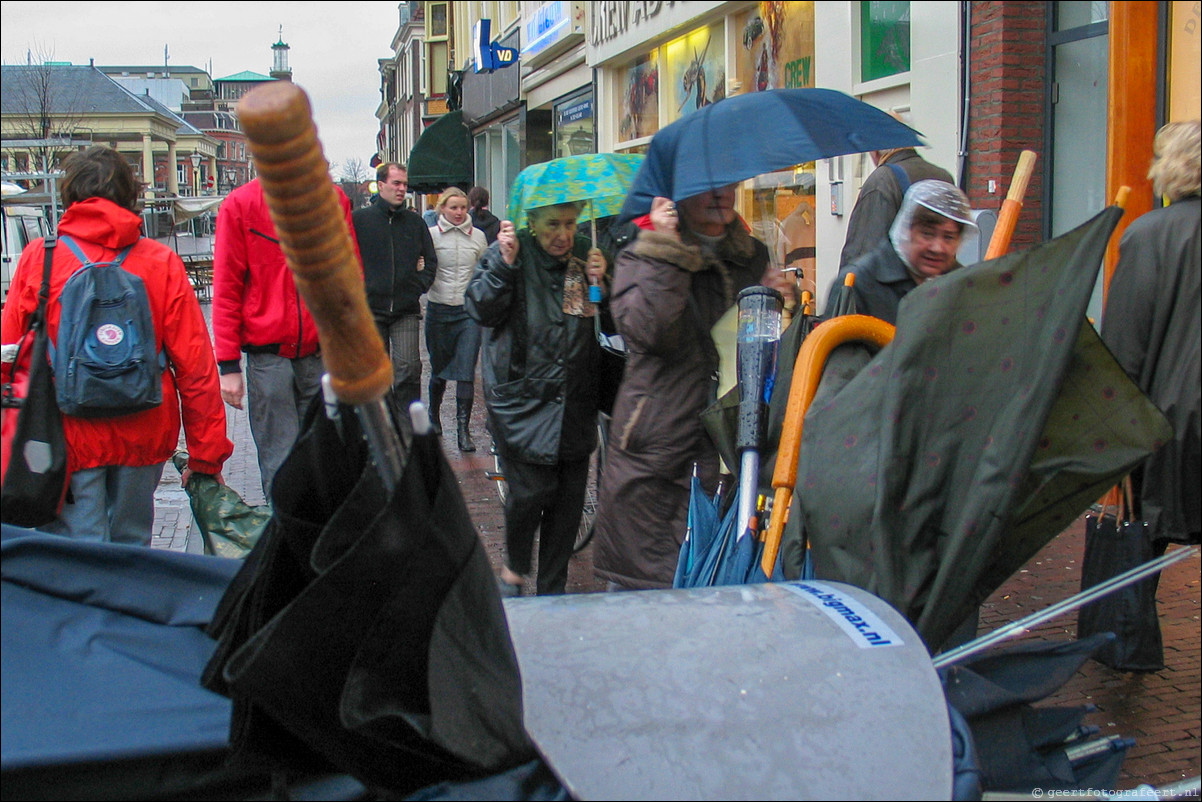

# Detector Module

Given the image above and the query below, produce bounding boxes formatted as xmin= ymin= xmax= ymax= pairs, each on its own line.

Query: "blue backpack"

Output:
xmin=53 ymin=235 xmax=163 ymax=418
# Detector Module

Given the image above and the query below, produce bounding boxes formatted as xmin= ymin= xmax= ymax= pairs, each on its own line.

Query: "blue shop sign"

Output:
xmin=474 ymin=19 xmax=518 ymax=72
xmin=557 ymin=98 xmax=592 ymax=126
xmin=523 ymin=1 xmax=573 ymax=56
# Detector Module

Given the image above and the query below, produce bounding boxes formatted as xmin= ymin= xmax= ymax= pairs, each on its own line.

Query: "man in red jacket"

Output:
xmin=1 ymin=146 xmax=232 ymax=545
xmin=212 ymin=177 xmax=359 ymax=499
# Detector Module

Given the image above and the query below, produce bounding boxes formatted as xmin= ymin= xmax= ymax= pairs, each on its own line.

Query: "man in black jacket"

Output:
xmin=839 ymin=113 xmax=955 ymax=269
xmin=829 ymin=180 xmax=975 ymax=325
xmin=352 ymin=163 xmax=439 ymax=407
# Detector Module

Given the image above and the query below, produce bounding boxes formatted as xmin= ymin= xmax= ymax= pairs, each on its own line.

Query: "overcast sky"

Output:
xmin=1 ymin=1 xmax=400 ymax=176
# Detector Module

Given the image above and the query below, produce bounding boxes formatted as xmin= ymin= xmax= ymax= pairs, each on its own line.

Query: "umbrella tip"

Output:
xmin=409 ymin=401 xmax=433 ymax=435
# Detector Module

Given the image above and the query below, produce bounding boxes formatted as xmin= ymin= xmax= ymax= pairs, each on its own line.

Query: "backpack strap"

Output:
xmin=887 ymin=162 xmax=911 ymax=197
xmin=32 ymin=236 xmax=57 ymax=327
xmin=58 ymin=234 xmax=138 ymax=269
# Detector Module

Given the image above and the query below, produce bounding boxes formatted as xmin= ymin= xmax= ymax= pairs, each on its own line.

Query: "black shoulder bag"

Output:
xmin=1 ymin=237 xmax=70 ymax=527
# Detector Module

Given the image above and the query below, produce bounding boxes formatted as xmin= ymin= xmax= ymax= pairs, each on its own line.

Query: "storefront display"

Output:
xmin=554 ymin=91 xmax=595 ymax=159
xmin=734 ymin=2 xmax=818 ymax=296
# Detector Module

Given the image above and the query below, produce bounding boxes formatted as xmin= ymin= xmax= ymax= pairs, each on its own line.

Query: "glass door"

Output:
xmin=1047 ymin=1 xmax=1110 ymax=324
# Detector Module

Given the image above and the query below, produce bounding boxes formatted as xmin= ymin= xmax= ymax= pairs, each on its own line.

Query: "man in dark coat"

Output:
xmin=829 ymin=180 xmax=975 ymax=325
xmin=840 ymin=141 xmax=955 ymax=268
xmin=352 ymin=162 xmax=439 ymax=407
xmin=1101 ymin=120 xmax=1201 ymax=547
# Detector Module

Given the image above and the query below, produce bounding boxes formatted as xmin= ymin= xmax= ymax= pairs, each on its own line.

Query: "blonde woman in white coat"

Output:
xmin=426 ymin=187 xmax=489 ymax=449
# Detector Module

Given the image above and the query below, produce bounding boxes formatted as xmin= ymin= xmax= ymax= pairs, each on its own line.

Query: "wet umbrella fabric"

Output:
xmin=619 ymin=88 xmax=924 ymax=221
xmin=940 ymin=634 xmax=1129 ymax=792
xmin=673 ymin=474 xmax=721 ymax=587
xmin=674 ymin=485 xmax=776 ymax=588
xmin=202 ymin=395 xmax=536 ymax=794
xmin=171 ymin=453 xmax=268 ymax=559
xmin=506 ymin=153 xmax=644 ymax=230
xmin=796 ymin=207 xmax=1172 ymax=649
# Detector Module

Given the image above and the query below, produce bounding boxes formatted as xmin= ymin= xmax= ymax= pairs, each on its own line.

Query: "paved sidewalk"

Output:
xmin=152 ymin=303 xmax=1198 ymax=792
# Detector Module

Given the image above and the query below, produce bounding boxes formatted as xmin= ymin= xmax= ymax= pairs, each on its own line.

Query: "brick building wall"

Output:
xmin=966 ymin=1 xmax=1047 ymax=249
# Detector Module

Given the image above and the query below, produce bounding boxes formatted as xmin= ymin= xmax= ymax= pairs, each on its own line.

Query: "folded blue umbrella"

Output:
xmin=673 ymin=473 xmax=722 ymax=588
xmin=683 ymin=493 xmax=740 ymax=588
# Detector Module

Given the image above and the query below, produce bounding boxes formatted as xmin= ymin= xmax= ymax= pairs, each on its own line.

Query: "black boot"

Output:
xmin=456 ymin=396 xmax=476 ymax=452
xmin=428 ymin=380 xmax=445 ymax=436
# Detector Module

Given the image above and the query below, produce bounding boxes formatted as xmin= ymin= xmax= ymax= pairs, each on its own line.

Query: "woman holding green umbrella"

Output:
xmin=465 ymin=203 xmax=610 ymax=597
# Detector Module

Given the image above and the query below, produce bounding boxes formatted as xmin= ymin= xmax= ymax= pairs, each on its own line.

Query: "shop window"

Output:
xmin=663 ymin=22 xmax=725 ymax=122
xmin=428 ymin=2 xmax=449 ymax=38
xmin=735 ymin=2 xmax=816 ymax=92
xmin=617 ymin=53 xmax=660 ymax=143
xmin=1169 ymin=1 xmax=1201 ymax=120
xmin=860 ymin=1 xmax=910 ymax=82
xmin=555 ymin=90 xmax=595 ymax=159
xmin=428 ymin=41 xmax=449 ymax=96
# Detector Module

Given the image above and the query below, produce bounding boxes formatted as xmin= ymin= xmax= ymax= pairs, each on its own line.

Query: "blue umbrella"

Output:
xmin=684 ymin=496 xmax=739 ymax=588
xmin=619 ymin=88 xmax=925 ymax=221
xmin=673 ymin=472 xmax=721 ymax=588
xmin=676 ymin=484 xmax=778 ymax=589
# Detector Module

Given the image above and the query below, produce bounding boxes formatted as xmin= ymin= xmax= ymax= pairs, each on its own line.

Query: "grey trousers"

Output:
xmin=376 ymin=314 xmax=422 ymax=403
xmin=40 ymin=463 xmax=165 ymax=547
xmin=245 ymin=351 xmax=324 ymax=500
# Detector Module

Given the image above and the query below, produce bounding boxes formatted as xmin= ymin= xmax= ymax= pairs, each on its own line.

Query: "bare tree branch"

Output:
xmin=2 ymin=44 xmax=93 ymax=177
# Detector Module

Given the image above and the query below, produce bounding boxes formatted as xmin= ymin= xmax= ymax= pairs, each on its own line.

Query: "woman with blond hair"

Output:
xmin=426 ymin=186 xmax=488 ymax=449
xmin=1102 ymin=119 xmax=1201 ymax=549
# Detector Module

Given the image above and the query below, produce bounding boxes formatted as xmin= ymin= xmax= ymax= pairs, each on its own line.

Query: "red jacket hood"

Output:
xmin=57 ymin=198 xmax=144 ymax=249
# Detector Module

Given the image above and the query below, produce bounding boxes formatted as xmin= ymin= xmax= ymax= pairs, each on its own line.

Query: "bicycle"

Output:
xmin=486 ymin=413 xmax=609 ymax=553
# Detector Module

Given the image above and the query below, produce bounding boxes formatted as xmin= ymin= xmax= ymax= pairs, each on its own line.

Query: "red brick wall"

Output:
xmin=966 ymin=1 xmax=1047 ymax=248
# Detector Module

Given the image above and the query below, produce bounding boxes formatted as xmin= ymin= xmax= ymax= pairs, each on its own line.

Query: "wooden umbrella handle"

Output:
xmin=760 ymin=314 xmax=896 ymax=577
xmin=237 ymin=82 xmax=391 ymax=406
xmin=984 ymin=150 xmax=1038 ymax=261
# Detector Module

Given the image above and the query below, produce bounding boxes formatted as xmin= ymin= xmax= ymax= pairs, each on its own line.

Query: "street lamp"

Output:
xmin=189 ymin=152 xmax=202 ymax=196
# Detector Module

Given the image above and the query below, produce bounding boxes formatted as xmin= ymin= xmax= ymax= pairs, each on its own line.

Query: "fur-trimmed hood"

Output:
xmin=627 ymin=219 xmax=760 ymax=308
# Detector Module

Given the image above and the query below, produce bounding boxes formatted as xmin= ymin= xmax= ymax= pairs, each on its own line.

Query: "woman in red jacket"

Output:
xmin=1 ymin=146 xmax=232 ymax=545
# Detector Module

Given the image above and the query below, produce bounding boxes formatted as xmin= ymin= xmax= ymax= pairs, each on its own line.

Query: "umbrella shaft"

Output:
xmin=933 ymin=545 xmax=1198 ymax=668
xmin=355 ymin=398 xmax=405 ymax=489
xmin=737 ymin=451 xmax=759 ymax=539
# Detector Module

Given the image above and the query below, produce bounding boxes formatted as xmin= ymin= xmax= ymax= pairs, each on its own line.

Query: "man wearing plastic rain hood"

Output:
xmin=829 ymin=180 xmax=976 ymax=324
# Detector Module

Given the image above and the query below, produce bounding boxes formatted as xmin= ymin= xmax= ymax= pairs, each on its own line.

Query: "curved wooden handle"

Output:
xmin=760 ymin=314 xmax=896 ymax=576
xmin=237 ymin=82 xmax=391 ymax=405
xmin=984 ymin=150 xmax=1038 ymax=261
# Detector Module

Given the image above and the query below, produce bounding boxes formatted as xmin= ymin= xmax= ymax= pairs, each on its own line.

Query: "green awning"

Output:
xmin=406 ymin=110 xmax=472 ymax=194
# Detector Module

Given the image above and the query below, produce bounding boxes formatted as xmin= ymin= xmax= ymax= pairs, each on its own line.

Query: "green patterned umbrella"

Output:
xmin=506 ymin=153 xmax=644 ymax=230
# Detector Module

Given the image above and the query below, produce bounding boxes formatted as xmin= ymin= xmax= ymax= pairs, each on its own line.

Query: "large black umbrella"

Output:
xmin=202 ymin=397 xmax=535 ymax=794
xmin=941 ymin=635 xmax=1130 ymax=792
xmin=796 ymin=206 xmax=1172 ymax=649
xmin=200 ymin=81 xmax=538 ymax=796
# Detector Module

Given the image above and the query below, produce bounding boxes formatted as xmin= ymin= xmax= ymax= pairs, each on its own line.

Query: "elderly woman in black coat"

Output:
xmin=465 ymin=203 xmax=608 ymax=596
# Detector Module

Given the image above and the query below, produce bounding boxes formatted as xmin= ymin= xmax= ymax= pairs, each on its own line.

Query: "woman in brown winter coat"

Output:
xmin=593 ymin=187 xmax=778 ymax=590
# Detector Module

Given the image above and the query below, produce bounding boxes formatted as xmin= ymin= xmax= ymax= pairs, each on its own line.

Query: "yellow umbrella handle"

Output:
xmin=984 ymin=150 xmax=1037 ymax=261
xmin=760 ymin=314 xmax=896 ymax=577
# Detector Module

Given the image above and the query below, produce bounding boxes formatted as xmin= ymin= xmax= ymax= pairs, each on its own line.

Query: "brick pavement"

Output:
xmin=153 ymin=301 xmax=1198 ymax=792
